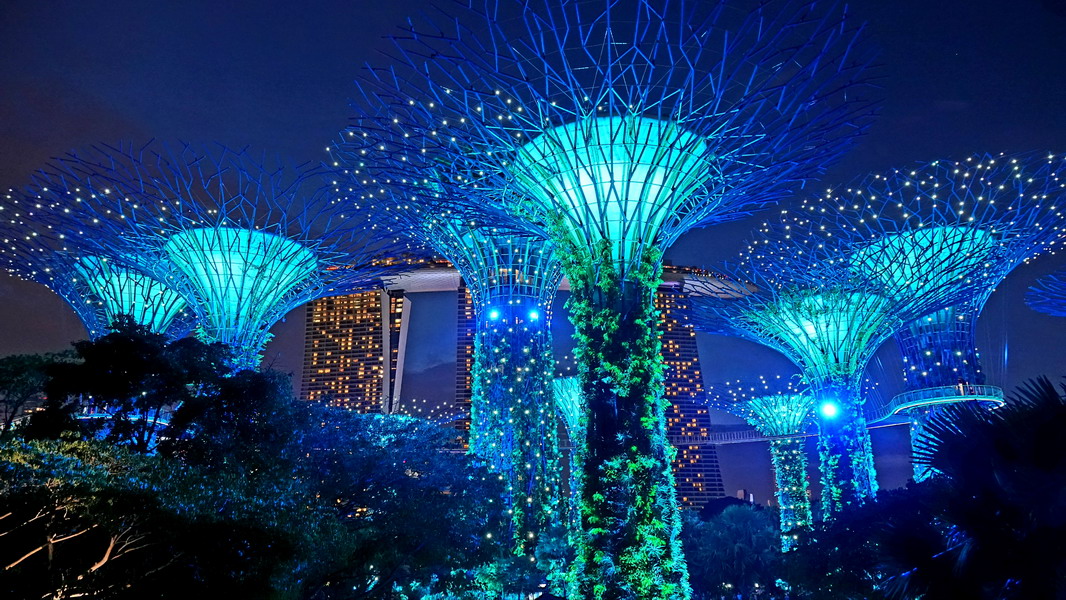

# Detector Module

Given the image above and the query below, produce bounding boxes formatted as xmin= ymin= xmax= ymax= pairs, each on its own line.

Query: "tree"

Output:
xmin=0 ymin=353 xmax=72 ymax=436
xmin=681 ymin=505 xmax=783 ymax=599
xmin=31 ymin=316 xmax=232 ymax=452
xmin=880 ymin=376 xmax=1066 ymax=599
xmin=299 ymin=408 xmax=505 ymax=600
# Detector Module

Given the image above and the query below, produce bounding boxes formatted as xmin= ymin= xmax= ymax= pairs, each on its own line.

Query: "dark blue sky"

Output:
xmin=3 ymin=0 xmax=1066 ymax=502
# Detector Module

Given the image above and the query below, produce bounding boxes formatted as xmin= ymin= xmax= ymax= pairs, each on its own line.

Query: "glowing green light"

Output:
xmin=164 ymin=227 xmax=317 ymax=363
xmin=511 ymin=116 xmax=715 ymax=272
xmin=748 ymin=290 xmax=895 ymax=386
xmin=74 ymin=256 xmax=188 ymax=334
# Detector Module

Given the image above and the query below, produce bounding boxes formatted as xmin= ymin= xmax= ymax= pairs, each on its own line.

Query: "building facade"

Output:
xmin=301 ymin=289 xmax=410 ymax=413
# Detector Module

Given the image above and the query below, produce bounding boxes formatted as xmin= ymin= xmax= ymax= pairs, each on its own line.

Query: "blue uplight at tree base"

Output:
xmin=685 ymin=211 xmax=973 ymax=516
xmin=1027 ymin=269 xmax=1066 ymax=317
xmin=706 ymin=376 xmax=814 ymax=551
xmin=811 ymin=152 xmax=1066 ymax=480
xmin=0 ymin=191 xmax=191 ymax=339
xmin=347 ymin=0 xmax=876 ymax=594
xmin=24 ymin=142 xmax=407 ymax=370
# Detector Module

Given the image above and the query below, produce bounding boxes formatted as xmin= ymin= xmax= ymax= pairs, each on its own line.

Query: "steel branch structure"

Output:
xmin=26 ymin=142 xmax=407 ymax=370
xmin=343 ymin=1 xmax=876 ymax=595
xmin=1028 ymin=269 xmax=1066 ymax=317
xmin=705 ymin=375 xmax=814 ymax=550
xmin=334 ymin=172 xmax=564 ymax=555
xmin=343 ymin=1 xmax=877 ymax=595
xmin=809 ymin=153 xmax=1066 ymax=479
xmin=685 ymin=215 xmax=968 ymax=516
xmin=0 ymin=189 xmax=191 ymax=339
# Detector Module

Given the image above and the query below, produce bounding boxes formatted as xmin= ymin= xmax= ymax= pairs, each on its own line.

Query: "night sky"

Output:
xmin=3 ymin=0 xmax=1066 ymax=504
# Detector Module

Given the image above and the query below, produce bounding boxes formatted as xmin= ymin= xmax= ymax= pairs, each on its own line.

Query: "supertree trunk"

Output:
xmin=897 ymin=305 xmax=985 ymax=389
xmin=469 ymin=312 xmax=561 ymax=555
xmin=812 ymin=378 xmax=877 ymax=517
xmin=564 ymin=244 xmax=689 ymax=600
xmin=768 ymin=437 xmax=813 ymax=551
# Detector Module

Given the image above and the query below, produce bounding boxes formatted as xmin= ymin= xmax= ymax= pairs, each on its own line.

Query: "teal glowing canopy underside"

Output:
xmin=74 ymin=256 xmax=188 ymax=335
xmin=163 ymin=227 xmax=318 ymax=353
xmin=509 ymin=116 xmax=715 ymax=272
xmin=744 ymin=394 xmax=815 ymax=437
xmin=553 ymin=376 xmax=583 ymax=438
xmin=852 ymin=226 xmax=1000 ymax=297
xmin=744 ymin=290 xmax=897 ymax=386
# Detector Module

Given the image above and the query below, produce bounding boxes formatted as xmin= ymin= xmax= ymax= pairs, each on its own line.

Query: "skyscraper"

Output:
xmin=659 ymin=265 xmax=727 ymax=508
xmin=302 ymin=289 xmax=410 ymax=413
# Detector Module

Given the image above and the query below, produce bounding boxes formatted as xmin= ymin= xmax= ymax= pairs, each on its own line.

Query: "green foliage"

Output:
xmin=26 ymin=316 xmax=232 ymax=451
xmin=300 ymin=408 xmax=505 ymax=600
xmin=0 ymin=438 xmax=311 ymax=599
xmin=813 ymin=379 xmax=877 ymax=517
xmin=681 ymin=506 xmax=783 ymax=599
xmin=559 ymin=238 xmax=690 ymax=600
xmin=1 ymin=326 xmax=504 ymax=600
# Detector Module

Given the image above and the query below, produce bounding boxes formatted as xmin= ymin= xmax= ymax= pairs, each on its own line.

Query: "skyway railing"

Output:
xmin=867 ymin=384 xmax=1005 ymax=423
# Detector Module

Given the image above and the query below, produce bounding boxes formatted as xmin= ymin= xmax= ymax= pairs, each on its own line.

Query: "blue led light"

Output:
xmin=529 ymin=309 xmax=539 ymax=320
xmin=819 ymin=401 xmax=840 ymax=419
xmin=488 ymin=309 xmax=500 ymax=320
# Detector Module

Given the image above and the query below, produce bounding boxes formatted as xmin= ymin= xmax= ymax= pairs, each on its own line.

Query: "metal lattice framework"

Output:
xmin=810 ymin=152 xmax=1066 ymax=390
xmin=329 ymin=175 xmax=564 ymax=554
xmin=0 ymin=189 xmax=192 ymax=338
xmin=807 ymin=152 xmax=1066 ymax=479
xmin=347 ymin=0 xmax=877 ymax=279
xmin=685 ymin=214 xmax=973 ymax=515
xmin=25 ymin=142 xmax=410 ymax=369
xmin=1027 ymin=269 xmax=1066 ymax=317
xmin=705 ymin=375 xmax=814 ymax=550
xmin=344 ymin=1 xmax=876 ymax=594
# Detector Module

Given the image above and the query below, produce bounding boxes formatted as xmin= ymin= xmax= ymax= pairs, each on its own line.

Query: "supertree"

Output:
xmin=685 ymin=211 xmax=972 ymax=516
xmin=344 ymin=1 xmax=876 ymax=596
xmin=809 ymin=153 xmax=1066 ymax=479
xmin=1027 ymin=269 xmax=1066 ymax=317
xmin=0 ymin=188 xmax=192 ymax=339
xmin=705 ymin=375 xmax=814 ymax=550
xmin=332 ymin=174 xmax=564 ymax=556
xmin=25 ymin=142 xmax=407 ymax=370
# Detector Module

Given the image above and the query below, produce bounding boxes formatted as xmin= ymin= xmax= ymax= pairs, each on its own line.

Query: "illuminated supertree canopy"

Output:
xmin=1027 ymin=269 xmax=1066 ymax=317
xmin=0 ymin=189 xmax=191 ymax=339
xmin=705 ymin=375 xmax=814 ymax=550
xmin=331 ymin=171 xmax=564 ymax=556
xmin=25 ymin=142 xmax=407 ymax=370
xmin=685 ymin=215 xmax=970 ymax=516
xmin=808 ymin=153 xmax=1066 ymax=479
xmin=343 ymin=0 xmax=876 ymax=595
